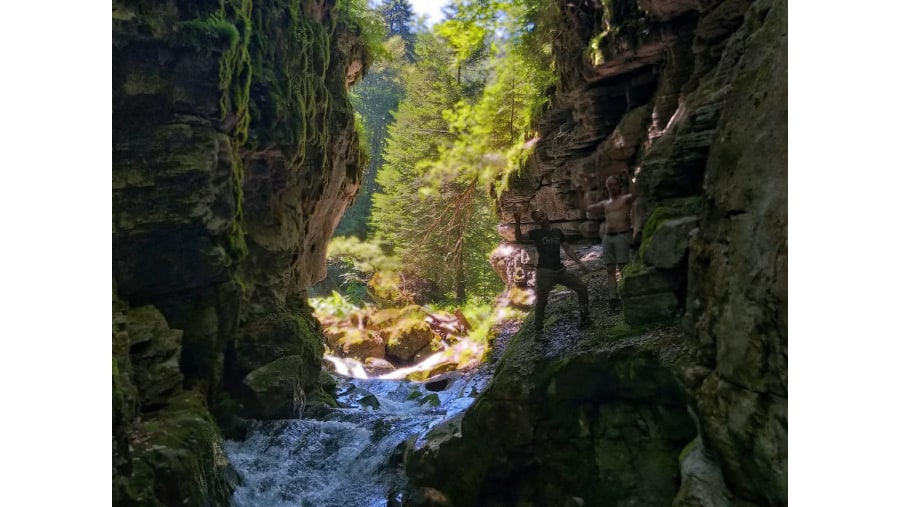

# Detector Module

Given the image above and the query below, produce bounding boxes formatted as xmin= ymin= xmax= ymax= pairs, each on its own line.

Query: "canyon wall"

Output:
xmin=112 ymin=0 xmax=368 ymax=502
xmin=411 ymin=0 xmax=787 ymax=505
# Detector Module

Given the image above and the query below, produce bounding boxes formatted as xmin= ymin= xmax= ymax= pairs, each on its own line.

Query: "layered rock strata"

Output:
xmin=112 ymin=0 xmax=368 ymax=502
xmin=416 ymin=0 xmax=787 ymax=505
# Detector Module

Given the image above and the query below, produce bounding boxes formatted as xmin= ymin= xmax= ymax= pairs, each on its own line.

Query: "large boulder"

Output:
xmin=118 ymin=391 xmax=238 ymax=506
xmin=386 ymin=323 xmax=435 ymax=363
xmin=643 ymin=216 xmax=699 ymax=269
xmin=241 ymin=355 xmax=310 ymax=420
xmin=407 ymin=331 xmax=695 ymax=506
xmin=672 ymin=436 xmax=735 ymax=507
xmin=227 ymin=310 xmax=324 ymax=389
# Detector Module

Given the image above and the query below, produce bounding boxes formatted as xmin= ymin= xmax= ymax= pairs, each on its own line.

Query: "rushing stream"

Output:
xmin=224 ymin=371 xmax=489 ymax=507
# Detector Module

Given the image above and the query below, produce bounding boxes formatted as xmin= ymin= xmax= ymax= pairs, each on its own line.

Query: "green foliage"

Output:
xmin=342 ymin=0 xmax=558 ymax=307
xmin=320 ymin=236 xmax=404 ymax=304
xmin=310 ymin=290 xmax=363 ymax=320
xmin=434 ymin=18 xmax=488 ymax=72
xmin=369 ymin=28 xmax=499 ymax=302
xmin=336 ymin=0 xmax=389 ymax=64
xmin=328 ymin=235 xmax=402 ymax=273
xmin=337 ymin=33 xmax=411 ymax=238
xmin=430 ymin=300 xmax=498 ymax=346
xmin=354 ymin=110 xmax=372 ymax=170
xmin=180 ymin=13 xmax=241 ymax=50
xmin=508 ymin=0 xmax=559 ymax=100
xmin=379 ymin=0 xmax=416 ymax=56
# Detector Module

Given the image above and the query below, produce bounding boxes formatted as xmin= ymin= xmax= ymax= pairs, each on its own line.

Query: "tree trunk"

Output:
xmin=455 ymin=256 xmax=466 ymax=303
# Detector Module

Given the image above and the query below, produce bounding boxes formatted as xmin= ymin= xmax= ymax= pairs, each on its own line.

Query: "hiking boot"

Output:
xmin=578 ymin=317 xmax=593 ymax=329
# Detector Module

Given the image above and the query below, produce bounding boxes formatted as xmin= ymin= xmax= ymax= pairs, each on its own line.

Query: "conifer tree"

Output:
xmin=336 ymin=1 xmax=416 ymax=238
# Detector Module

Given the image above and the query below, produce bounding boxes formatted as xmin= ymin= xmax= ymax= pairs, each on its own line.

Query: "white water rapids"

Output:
xmin=224 ymin=372 xmax=488 ymax=506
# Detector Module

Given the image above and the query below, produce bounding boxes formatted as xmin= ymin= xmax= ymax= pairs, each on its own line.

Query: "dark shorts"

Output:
xmin=602 ymin=231 xmax=631 ymax=265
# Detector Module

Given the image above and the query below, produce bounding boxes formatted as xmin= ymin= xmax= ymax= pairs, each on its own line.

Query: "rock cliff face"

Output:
xmin=416 ymin=0 xmax=787 ymax=505
xmin=112 ymin=0 xmax=368 ymax=502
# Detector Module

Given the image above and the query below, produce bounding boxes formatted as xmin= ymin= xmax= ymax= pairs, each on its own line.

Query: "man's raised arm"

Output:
xmin=575 ymin=185 xmax=606 ymax=215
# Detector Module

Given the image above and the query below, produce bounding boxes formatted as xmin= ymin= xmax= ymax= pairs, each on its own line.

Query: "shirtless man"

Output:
xmin=583 ymin=173 xmax=636 ymax=305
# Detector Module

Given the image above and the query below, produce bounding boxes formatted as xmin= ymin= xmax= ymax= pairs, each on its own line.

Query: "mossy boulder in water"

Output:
xmin=386 ymin=321 xmax=434 ymax=363
xmin=229 ymin=311 xmax=322 ymax=375
xmin=241 ymin=355 xmax=309 ymax=419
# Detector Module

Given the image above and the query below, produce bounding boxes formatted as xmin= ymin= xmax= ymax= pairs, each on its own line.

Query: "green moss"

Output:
xmin=639 ymin=196 xmax=703 ymax=260
xmin=233 ymin=272 xmax=251 ymax=297
xmin=621 ymin=261 xmax=650 ymax=279
xmin=179 ymin=2 xmax=253 ymax=261
xmin=220 ymin=0 xmax=253 ymax=261
xmin=180 ymin=14 xmax=240 ymax=50
xmin=128 ymin=392 xmax=235 ymax=506
xmin=605 ymin=320 xmax=655 ymax=341
xmin=252 ymin=2 xmax=335 ymax=170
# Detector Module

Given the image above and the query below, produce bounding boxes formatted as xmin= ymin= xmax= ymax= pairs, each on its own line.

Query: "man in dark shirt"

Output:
xmin=513 ymin=208 xmax=592 ymax=333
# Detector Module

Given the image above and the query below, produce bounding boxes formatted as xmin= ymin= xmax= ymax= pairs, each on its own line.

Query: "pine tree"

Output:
xmin=335 ymin=1 xmax=416 ymax=239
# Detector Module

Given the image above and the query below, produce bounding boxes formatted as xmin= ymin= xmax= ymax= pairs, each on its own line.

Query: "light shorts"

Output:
xmin=602 ymin=232 xmax=631 ymax=265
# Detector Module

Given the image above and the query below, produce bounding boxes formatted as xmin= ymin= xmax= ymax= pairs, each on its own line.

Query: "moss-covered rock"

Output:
xmin=622 ymin=292 xmax=680 ymax=325
xmin=333 ymin=327 xmax=387 ymax=360
xmin=408 ymin=331 xmax=695 ymax=507
xmin=681 ymin=0 xmax=788 ymax=503
xmin=113 ymin=0 xmax=372 ymax=498
xmin=241 ymin=355 xmax=308 ymax=419
xmin=118 ymin=391 xmax=238 ymax=506
xmin=126 ymin=305 xmax=185 ymax=409
xmin=643 ymin=215 xmax=699 ymax=269
xmin=385 ymin=322 xmax=434 ymax=363
xmin=227 ymin=310 xmax=324 ymax=388
xmin=638 ymin=196 xmax=704 ymax=262
xmin=620 ymin=265 xmax=678 ymax=297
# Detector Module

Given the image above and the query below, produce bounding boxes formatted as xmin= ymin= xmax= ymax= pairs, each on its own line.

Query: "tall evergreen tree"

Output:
xmin=371 ymin=26 xmax=505 ymax=302
xmin=378 ymin=0 xmax=416 ymax=58
xmin=335 ymin=1 xmax=416 ymax=239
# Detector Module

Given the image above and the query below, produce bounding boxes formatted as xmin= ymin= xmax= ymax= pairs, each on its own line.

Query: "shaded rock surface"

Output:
xmin=112 ymin=0 xmax=369 ymax=502
xmin=407 ymin=301 xmax=697 ymax=506
xmin=416 ymin=0 xmax=787 ymax=505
